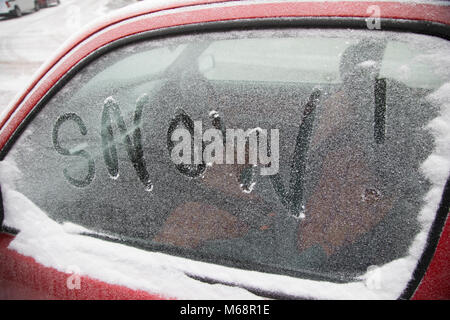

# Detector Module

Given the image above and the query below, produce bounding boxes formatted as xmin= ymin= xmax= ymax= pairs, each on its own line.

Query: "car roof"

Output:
xmin=102 ymin=0 xmax=450 ymax=27
xmin=30 ymin=0 xmax=450 ymax=59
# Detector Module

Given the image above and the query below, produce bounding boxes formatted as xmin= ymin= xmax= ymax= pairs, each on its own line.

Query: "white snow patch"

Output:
xmin=240 ymin=181 xmax=256 ymax=194
xmin=209 ymin=110 xmax=219 ymax=118
xmin=357 ymin=60 xmax=377 ymax=68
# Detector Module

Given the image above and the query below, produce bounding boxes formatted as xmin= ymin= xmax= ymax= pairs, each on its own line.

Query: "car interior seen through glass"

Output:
xmin=3 ymin=29 xmax=449 ymax=282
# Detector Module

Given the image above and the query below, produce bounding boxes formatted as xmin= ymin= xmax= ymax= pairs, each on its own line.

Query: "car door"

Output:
xmin=16 ymin=0 xmax=34 ymax=12
xmin=0 ymin=1 xmax=449 ymax=300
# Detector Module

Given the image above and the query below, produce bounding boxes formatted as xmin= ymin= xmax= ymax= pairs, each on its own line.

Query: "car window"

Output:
xmin=198 ymin=38 xmax=357 ymax=83
xmin=2 ymin=29 xmax=449 ymax=285
xmin=379 ymin=41 xmax=445 ymax=89
xmin=78 ymin=44 xmax=187 ymax=95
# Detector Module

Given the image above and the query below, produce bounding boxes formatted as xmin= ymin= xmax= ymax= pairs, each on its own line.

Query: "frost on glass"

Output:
xmin=3 ymin=29 xmax=449 ymax=284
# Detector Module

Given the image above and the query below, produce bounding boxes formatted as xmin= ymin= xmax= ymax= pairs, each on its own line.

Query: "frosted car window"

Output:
xmin=199 ymin=38 xmax=357 ymax=83
xmin=2 ymin=29 xmax=449 ymax=290
xmin=86 ymin=45 xmax=186 ymax=85
xmin=379 ymin=41 xmax=445 ymax=89
xmin=75 ymin=44 xmax=187 ymax=101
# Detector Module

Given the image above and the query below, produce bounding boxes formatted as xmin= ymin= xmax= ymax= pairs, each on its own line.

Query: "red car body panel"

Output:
xmin=0 ymin=234 xmax=166 ymax=299
xmin=412 ymin=215 xmax=450 ymax=300
xmin=0 ymin=0 xmax=449 ymax=299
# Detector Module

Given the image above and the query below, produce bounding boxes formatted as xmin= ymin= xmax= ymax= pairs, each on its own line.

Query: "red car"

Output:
xmin=36 ymin=0 xmax=59 ymax=10
xmin=0 ymin=0 xmax=449 ymax=300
